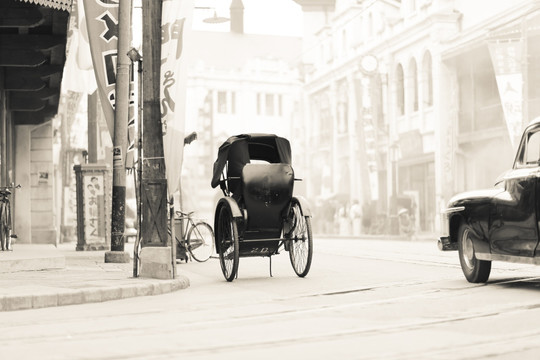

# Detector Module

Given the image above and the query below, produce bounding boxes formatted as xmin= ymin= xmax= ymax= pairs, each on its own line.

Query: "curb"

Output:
xmin=0 ymin=275 xmax=190 ymax=312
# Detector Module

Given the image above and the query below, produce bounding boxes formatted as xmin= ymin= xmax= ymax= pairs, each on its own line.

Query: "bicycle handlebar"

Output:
xmin=0 ymin=184 xmax=21 ymax=196
xmin=175 ymin=210 xmax=195 ymax=219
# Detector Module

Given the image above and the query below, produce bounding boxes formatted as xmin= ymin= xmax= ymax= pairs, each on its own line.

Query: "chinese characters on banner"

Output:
xmin=83 ymin=0 xmax=135 ymax=168
xmin=83 ymin=173 xmax=106 ymax=243
xmin=488 ymin=39 xmax=523 ymax=149
xmin=161 ymin=0 xmax=194 ymax=195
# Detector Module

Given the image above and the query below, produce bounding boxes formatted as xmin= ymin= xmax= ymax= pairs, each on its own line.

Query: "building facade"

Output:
xmin=0 ymin=0 xmax=69 ymax=245
xmin=295 ymin=0 xmax=540 ymax=235
xmin=182 ymin=24 xmax=303 ymax=221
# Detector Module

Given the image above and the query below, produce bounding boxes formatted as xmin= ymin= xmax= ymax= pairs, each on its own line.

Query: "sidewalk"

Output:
xmin=0 ymin=233 xmax=436 ymax=312
xmin=0 ymin=242 xmax=190 ymax=312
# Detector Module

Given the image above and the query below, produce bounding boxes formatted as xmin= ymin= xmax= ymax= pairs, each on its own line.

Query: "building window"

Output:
xmin=337 ymin=81 xmax=348 ymax=134
xmin=217 ymin=91 xmax=236 ymax=114
xmin=409 ymin=59 xmax=418 ymax=112
xmin=458 ymin=50 xmax=504 ymax=134
xmin=256 ymin=93 xmax=283 ymax=117
xmin=422 ymin=51 xmax=433 ymax=106
xmin=409 ymin=0 xmax=416 ymax=13
xmin=342 ymin=29 xmax=347 ymax=57
xmin=367 ymin=13 xmax=373 ymax=39
xmin=217 ymin=91 xmax=227 ymax=113
xmin=396 ymin=64 xmax=405 ymax=116
xmin=265 ymin=94 xmax=274 ymax=116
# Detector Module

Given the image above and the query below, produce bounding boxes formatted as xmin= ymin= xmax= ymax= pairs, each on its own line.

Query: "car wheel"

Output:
xmin=458 ymin=223 xmax=491 ymax=283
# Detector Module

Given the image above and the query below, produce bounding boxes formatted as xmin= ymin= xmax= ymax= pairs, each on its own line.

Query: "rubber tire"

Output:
xmin=0 ymin=205 xmax=7 ymax=251
xmin=0 ymin=225 xmax=6 ymax=251
xmin=288 ymin=200 xmax=313 ymax=277
xmin=458 ymin=223 xmax=491 ymax=283
xmin=187 ymin=222 xmax=215 ymax=262
xmin=217 ymin=206 xmax=239 ymax=282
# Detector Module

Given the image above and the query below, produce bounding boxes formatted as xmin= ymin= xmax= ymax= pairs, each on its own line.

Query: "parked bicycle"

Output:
xmin=171 ymin=210 xmax=215 ymax=262
xmin=0 ymin=184 xmax=21 ymax=251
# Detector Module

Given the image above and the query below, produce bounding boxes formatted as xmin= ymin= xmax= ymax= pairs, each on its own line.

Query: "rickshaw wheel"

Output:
xmin=217 ymin=205 xmax=239 ymax=282
xmin=288 ymin=200 xmax=313 ymax=277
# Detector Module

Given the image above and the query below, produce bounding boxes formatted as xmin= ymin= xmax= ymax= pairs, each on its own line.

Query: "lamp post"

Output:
xmin=127 ymin=47 xmax=142 ymax=277
xmin=106 ymin=0 xmax=132 ymax=263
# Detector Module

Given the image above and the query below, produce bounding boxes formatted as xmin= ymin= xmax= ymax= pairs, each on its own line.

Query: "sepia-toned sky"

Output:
xmin=193 ymin=0 xmax=303 ymax=36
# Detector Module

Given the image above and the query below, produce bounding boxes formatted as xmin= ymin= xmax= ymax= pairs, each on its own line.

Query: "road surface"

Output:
xmin=3 ymin=238 xmax=540 ymax=359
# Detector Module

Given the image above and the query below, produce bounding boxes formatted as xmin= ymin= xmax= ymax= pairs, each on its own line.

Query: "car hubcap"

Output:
xmin=462 ymin=228 xmax=475 ymax=268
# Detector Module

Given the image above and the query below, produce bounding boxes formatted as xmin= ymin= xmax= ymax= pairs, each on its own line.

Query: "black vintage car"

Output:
xmin=439 ymin=119 xmax=540 ymax=283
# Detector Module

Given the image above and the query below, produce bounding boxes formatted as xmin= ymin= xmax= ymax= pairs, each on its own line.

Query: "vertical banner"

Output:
xmin=488 ymin=39 xmax=523 ymax=148
xmin=161 ymin=0 xmax=194 ymax=195
xmin=62 ymin=0 xmax=97 ymax=95
xmin=83 ymin=0 xmax=119 ymax=138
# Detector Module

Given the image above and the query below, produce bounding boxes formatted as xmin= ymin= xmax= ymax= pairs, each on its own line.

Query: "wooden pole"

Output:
xmin=141 ymin=0 xmax=168 ymax=247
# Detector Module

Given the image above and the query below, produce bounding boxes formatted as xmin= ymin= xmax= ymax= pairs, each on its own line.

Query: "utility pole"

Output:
xmin=106 ymin=0 xmax=132 ymax=263
xmin=141 ymin=0 xmax=168 ymax=247
xmin=135 ymin=0 xmax=172 ymax=279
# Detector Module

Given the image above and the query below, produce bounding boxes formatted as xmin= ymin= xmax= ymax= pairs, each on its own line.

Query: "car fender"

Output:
xmin=446 ymin=195 xmax=495 ymax=255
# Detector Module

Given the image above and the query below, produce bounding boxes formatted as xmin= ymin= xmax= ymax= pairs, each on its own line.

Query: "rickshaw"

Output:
xmin=211 ymin=134 xmax=313 ymax=281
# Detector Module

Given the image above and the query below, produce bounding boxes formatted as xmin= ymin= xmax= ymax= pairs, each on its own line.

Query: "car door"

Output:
xmin=490 ymin=126 xmax=540 ymax=257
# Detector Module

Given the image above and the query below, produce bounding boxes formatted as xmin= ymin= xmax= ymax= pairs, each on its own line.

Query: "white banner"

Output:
xmin=488 ymin=39 xmax=523 ymax=148
xmin=62 ymin=0 xmax=97 ymax=94
xmin=161 ymin=0 xmax=193 ymax=195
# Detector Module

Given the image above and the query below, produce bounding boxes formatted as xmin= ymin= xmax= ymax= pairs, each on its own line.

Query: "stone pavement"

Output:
xmin=0 ymin=242 xmax=190 ymax=312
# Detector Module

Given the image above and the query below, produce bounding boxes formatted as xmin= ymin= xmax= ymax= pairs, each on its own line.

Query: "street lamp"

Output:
xmin=195 ymin=6 xmax=230 ymax=24
xmin=203 ymin=10 xmax=229 ymax=24
xmin=127 ymin=47 xmax=142 ymax=277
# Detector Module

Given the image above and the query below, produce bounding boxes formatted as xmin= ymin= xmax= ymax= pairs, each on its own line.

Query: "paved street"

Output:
xmin=3 ymin=237 xmax=540 ymax=359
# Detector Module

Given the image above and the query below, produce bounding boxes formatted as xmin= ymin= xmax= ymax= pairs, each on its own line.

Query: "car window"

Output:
xmin=525 ymin=131 xmax=540 ymax=165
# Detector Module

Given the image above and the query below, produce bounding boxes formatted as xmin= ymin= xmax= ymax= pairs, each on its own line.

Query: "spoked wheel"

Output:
xmin=187 ymin=222 xmax=215 ymax=262
xmin=0 ymin=206 xmax=8 ymax=251
xmin=458 ymin=223 xmax=491 ymax=283
xmin=287 ymin=200 xmax=313 ymax=277
xmin=0 ymin=225 xmax=7 ymax=251
xmin=217 ymin=206 xmax=239 ymax=282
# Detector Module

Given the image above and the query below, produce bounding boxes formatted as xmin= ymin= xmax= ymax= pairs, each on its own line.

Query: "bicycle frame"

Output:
xmin=175 ymin=212 xmax=195 ymax=243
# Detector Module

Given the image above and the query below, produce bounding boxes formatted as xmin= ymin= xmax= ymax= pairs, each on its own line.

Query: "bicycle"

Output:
xmin=0 ymin=184 xmax=20 ymax=251
xmin=171 ymin=210 xmax=215 ymax=262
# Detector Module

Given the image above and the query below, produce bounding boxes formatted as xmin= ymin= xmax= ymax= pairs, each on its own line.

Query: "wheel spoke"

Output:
xmin=288 ymin=202 xmax=312 ymax=277
xmin=217 ymin=206 xmax=239 ymax=281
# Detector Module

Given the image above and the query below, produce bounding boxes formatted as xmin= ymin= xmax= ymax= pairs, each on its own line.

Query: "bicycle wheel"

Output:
xmin=217 ymin=205 xmax=239 ymax=282
xmin=187 ymin=222 xmax=215 ymax=262
xmin=287 ymin=200 xmax=313 ymax=277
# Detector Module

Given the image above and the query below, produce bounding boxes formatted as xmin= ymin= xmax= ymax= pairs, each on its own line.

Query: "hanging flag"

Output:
xmin=83 ymin=0 xmax=119 ymax=138
xmin=488 ymin=39 xmax=523 ymax=149
xmin=161 ymin=0 xmax=194 ymax=195
xmin=62 ymin=0 xmax=97 ymax=95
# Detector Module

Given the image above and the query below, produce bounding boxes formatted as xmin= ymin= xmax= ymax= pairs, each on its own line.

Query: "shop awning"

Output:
xmin=17 ymin=0 xmax=71 ymax=11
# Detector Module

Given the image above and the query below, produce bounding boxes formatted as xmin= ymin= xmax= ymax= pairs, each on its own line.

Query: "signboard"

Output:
xmin=83 ymin=173 xmax=106 ymax=243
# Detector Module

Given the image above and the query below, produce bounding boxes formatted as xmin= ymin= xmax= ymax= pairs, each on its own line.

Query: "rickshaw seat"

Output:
xmin=242 ymin=163 xmax=294 ymax=232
